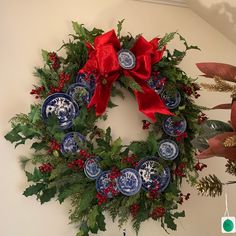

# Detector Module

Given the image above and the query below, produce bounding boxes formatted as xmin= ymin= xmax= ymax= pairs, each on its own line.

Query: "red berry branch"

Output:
xmin=178 ymin=193 xmax=190 ymax=204
xmin=173 ymin=163 xmax=186 ymax=177
xmin=49 ymin=52 xmax=60 ymax=70
xmin=130 ymin=204 xmax=140 ymax=218
xmin=194 ymin=161 xmax=207 ymax=171
xmin=39 ymin=163 xmax=53 ymax=173
xmin=150 ymin=207 xmax=166 ymax=220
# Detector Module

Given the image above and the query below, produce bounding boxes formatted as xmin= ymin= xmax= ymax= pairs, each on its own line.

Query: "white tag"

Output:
xmin=221 ymin=217 xmax=236 ymax=233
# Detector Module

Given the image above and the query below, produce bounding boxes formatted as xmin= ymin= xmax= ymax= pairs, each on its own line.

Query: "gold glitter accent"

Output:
xmin=201 ymin=76 xmax=236 ymax=94
xmin=224 ymin=135 xmax=236 ymax=148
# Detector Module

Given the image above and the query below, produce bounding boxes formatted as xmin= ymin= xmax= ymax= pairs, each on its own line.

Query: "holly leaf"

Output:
xmin=4 ymin=124 xmax=23 ymax=143
xmin=117 ymin=19 xmax=125 ymax=37
xmin=39 ymin=187 xmax=57 ymax=204
xmin=42 ymin=49 xmax=49 ymax=63
xmin=147 ymin=131 xmax=158 ymax=155
xmin=164 ymin=212 xmax=177 ymax=230
xmin=97 ymin=213 xmax=106 ymax=231
xmin=119 ymin=76 xmax=142 ymax=92
xmin=28 ymin=105 xmax=41 ymax=124
xmin=31 ymin=141 xmax=46 ymax=152
xmin=108 ymin=100 xmax=118 ymax=108
xmin=25 ymin=168 xmax=43 ymax=182
xmin=172 ymin=211 xmax=185 ymax=218
xmin=111 ymin=86 xmax=125 ymax=99
xmin=23 ymin=183 xmax=45 ymax=197
xmin=72 ymin=22 xmax=86 ymax=40
xmin=111 ymin=137 xmax=122 ymax=154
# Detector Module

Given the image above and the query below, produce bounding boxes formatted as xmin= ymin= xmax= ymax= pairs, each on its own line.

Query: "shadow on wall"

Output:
xmin=188 ymin=0 xmax=236 ymax=45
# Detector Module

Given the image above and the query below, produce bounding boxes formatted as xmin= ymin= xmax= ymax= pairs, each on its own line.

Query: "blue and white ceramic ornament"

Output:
xmin=137 ymin=158 xmax=170 ymax=192
xmin=162 ymin=116 xmax=187 ymax=137
xmin=96 ymin=171 xmax=119 ymax=198
xmin=41 ymin=93 xmax=79 ymax=129
xmin=161 ymin=90 xmax=181 ymax=110
xmin=117 ymin=168 xmax=142 ymax=196
xmin=158 ymin=139 xmax=179 ymax=160
xmin=61 ymin=132 xmax=85 ymax=155
xmin=118 ymin=49 xmax=136 ymax=70
xmin=67 ymin=83 xmax=90 ymax=105
xmin=84 ymin=158 xmax=102 ymax=180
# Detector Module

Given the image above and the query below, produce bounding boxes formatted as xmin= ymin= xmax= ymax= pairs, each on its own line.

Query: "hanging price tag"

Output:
xmin=221 ymin=194 xmax=236 ymax=233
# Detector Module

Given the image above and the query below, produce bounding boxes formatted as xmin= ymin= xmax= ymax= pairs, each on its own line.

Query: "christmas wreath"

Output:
xmin=5 ymin=21 xmax=204 ymax=235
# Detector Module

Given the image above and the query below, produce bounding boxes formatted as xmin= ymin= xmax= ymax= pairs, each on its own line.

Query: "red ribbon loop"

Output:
xmin=79 ymin=30 xmax=172 ymax=121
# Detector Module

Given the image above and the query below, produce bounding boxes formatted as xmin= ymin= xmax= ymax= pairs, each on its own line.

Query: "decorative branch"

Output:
xmin=225 ymin=160 xmax=236 ymax=176
xmin=201 ymin=77 xmax=236 ymax=94
xmin=196 ymin=174 xmax=223 ymax=197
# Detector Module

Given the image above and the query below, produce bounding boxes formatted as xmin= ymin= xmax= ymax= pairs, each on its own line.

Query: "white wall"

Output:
xmin=1 ymin=1 xmax=236 ymax=236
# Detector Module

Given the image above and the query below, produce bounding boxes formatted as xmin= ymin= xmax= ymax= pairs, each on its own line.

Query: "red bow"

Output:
xmin=80 ymin=30 xmax=172 ymax=121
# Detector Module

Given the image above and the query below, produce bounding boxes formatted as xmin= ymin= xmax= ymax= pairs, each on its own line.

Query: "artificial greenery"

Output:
xmin=5 ymin=21 xmax=203 ymax=236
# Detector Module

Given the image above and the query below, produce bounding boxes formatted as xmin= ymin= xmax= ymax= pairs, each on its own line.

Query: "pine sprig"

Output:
xmin=225 ymin=160 xmax=236 ymax=176
xmin=196 ymin=174 xmax=223 ymax=197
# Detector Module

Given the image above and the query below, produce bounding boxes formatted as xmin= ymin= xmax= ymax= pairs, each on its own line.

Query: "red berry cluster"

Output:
xmin=173 ymin=163 xmax=186 ymax=177
xmin=148 ymin=181 xmax=160 ymax=199
xmin=49 ymin=52 xmax=60 ymax=70
xmin=182 ymin=83 xmax=200 ymax=98
xmin=198 ymin=112 xmax=208 ymax=124
xmin=194 ymin=161 xmax=207 ymax=171
xmin=176 ymin=131 xmax=188 ymax=142
xmin=30 ymin=86 xmax=45 ymax=99
xmin=50 ymin=72 xmax=70 ymax=94
xmin=178 ymin=193 xmax=190 ymax=204
xmin=78 ymin=149 xmax=91 ymax=159
xmin=108 ymin=167 xmax=121 ymax=180
xmin=103 ymin=182 xmax=119 ymax=197
xmin=150 ymin=207 xmax=166 ymax=220
xmin=96 ymin=192 xmax=108 ymax=205
xmin=142 ymin=120 xmax=151 ymax=130
xmin=67 ymin=159 xmax=85 ymax=169
xmin=48 ymin=139 xmax=60 ymax=153
xmin=122 ymin=154 xmax=138 ymax=167
xmin=39 ymin=163 xmax=53 ymax=173
xmin=130 ymin=204 xmax=140 ymax=217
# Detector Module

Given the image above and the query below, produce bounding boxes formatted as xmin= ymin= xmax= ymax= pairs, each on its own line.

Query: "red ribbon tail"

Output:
xmin=134 ymin=83 xmax=173 ymax=121
xmin=88 ymin=74 xmax=120 ymax=116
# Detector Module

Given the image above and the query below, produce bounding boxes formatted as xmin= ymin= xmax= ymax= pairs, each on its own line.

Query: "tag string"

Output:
xmin=224 ymin=193 xmax=230 ymax=217
xmin=123 ymin=228 xmax=126 ymax=236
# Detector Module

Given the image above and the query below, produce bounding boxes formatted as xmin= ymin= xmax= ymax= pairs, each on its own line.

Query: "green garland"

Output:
xmin=5 ymin=21 xmax=203 ymax=236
